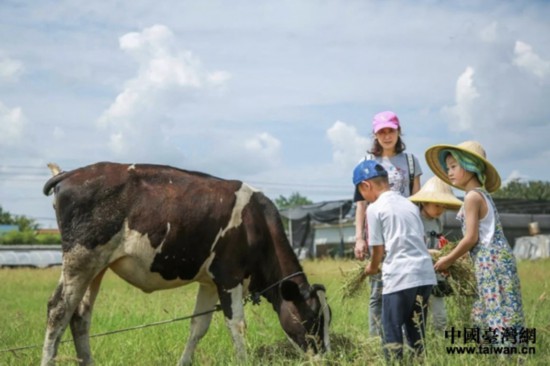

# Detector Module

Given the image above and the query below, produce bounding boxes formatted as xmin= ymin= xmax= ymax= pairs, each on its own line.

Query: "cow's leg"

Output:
xmin=41 ymin=249 xmax=109 ymax=366
xmin=69 ymin=268 xmax=107 ymax=366
xmin=219 ymin=283 xmax=247 ymax=364
xmin=41 ymin=275 xmax=66 ymax=365
xmin=41 ymin=273 xmax=93 ymax=366
xmin=178 ymin=284 xmax=218 ymax=366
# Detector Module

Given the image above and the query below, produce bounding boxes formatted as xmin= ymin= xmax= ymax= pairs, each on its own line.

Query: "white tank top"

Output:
xmin=475 ymin=191 xmax=495 ymax=246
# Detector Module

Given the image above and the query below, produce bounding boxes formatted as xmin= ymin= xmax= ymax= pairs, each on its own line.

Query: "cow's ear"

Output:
xmin=280 ymin=280 xmax=302 ymax=302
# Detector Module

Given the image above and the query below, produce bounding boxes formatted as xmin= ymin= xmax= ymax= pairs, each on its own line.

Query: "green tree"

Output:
xmin=0 ymin=206 xmax=15 ymax=225
xmin=274 ymin=192 xmax=313 ymax=209
xmin=14 ymin=215 xmax=39 ymax=231
xmin=492 ymin=179 xmax=550 ymax=200
xmin=0 ymin=205 xmax=39 ymax=231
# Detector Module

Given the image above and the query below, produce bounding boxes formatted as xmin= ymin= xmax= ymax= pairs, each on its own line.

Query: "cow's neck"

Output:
xmin=254 ymin=251 xmax=306 ymax=312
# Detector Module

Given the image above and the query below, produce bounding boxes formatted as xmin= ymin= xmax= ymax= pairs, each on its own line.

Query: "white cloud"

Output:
xmin=96 ymin=24 xmax=231 ymax=162
xmin=513 ymin=41 xmax=550 ymax=80
xmin=109 ymin=132 xmax=124 ymax=155
xmin=244 ymin=132 xmax=281 ymax=158
xmin=441 ymin=66 xmax=480 ymax=132
xmin=119 ymin=24 xmax=173 ymax=54
xmin=326 ymin=121 xmax=369 ymax=170
xmin=0 ymin=56 xmax=23 ymax=82
xmin=502 ymin=170 xmax=528 ymax=186
xmin=207 ymin=71 xmax=232 ymax=86
xmin=98 ymin=24 xmax=231 ymax=128
xmin=189 ymin=131 xmax=282 ymax=177
xmin=0 ymin=101 xmax=25 ymax=146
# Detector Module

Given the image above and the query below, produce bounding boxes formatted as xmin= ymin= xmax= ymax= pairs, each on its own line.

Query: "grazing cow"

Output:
xmin=41 ymin=162 xmax=331 ymax=366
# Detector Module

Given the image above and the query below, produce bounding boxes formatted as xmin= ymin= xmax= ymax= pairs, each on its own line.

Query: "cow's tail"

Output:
xmin=43 ymin=163 xmax=67 ymax=196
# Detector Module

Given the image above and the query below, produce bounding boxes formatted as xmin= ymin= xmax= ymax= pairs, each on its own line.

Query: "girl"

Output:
xmin=426 ymin=141 xmax=524 ymax=345
xmin=409 ymin=176 xmax=462 ymax=334
xmin=354 ymin=110 xmax=422 ymax=337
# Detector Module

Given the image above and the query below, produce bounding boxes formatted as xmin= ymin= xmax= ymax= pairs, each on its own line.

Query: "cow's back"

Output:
xmin=125 ymin=164 xmax=246 ymax=282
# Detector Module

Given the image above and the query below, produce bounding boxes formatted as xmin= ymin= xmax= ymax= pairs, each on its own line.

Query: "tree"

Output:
xmin=274 ymin=192 xmax=313 ymax=209
xmin=0 ymin=206 xmax=14 ymax=225
xmin=492 ymin=179 xmax=550 ymax=200
xmin=0 ymin=205 xmax=39 ymax=231
xmin=14 ymin=215 xmax=39 ymax=231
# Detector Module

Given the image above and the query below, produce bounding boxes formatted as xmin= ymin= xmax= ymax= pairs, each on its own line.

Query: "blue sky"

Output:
xmin=1 ymin=1 xmax=549 ymax=227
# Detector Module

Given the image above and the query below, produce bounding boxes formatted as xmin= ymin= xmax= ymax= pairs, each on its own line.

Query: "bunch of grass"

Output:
xmin=340 ymin=242 xmax=477 ymax=299
xmin=431 ymin=242 xmax=477 ymax=297
xmin=340 ymin=261 xmax=369 ymax=298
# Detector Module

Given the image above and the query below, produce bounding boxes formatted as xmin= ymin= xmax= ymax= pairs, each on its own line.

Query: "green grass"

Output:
xmin=0 ymin=259 xmax=549 ymax=365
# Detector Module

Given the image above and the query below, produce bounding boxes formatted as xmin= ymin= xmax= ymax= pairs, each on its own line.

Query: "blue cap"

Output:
xmin=353 ymin=159 xmax=388 ymax=202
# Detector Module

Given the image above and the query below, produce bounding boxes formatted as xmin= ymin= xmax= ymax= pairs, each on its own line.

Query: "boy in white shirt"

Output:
xmin=353 ymin=159 xmax=437 ymax=361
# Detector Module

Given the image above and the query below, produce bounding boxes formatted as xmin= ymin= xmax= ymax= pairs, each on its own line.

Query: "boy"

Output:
xmin=353 ymin=159 xmax=436 ymax=360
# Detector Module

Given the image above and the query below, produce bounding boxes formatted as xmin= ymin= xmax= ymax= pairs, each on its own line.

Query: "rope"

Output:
xmin=247 ymin=271 xmax=304 ymax=305
xmin=0 ymin=305 xmax=222 ymax=354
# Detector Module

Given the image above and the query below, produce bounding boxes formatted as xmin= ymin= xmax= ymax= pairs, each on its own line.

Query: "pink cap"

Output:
xmin=373 ymin=111 xmax=400 ymax=133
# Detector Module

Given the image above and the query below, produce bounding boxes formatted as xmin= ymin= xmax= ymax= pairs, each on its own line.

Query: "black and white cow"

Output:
xmin=40 ymin=162 xmax=331 ymax=366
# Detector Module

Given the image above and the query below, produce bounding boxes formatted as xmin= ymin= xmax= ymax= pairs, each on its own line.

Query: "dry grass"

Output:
xmin=338 ymin=242 xmax=477 ymax=299
xmin=430 ymin=242 xmax=477 ymax=297
xmin=340 ymin=261 xmax=368 ymax=298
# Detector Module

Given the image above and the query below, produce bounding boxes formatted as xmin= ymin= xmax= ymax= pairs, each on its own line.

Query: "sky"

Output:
xmin=1 ymin=1 xmax=549 ymax=228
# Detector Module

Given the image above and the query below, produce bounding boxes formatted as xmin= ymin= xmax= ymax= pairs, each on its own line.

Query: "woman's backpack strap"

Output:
xmin=406 ymin=153 xmax=415 ymax=193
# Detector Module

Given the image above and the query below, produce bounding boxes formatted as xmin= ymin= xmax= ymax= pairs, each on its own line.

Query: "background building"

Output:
xmin=285 ymin=199 xmax=550 ymax=258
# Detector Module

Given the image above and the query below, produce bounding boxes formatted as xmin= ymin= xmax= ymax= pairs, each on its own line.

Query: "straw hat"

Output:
xmin=425 ymin=140 xmax=501 ymax=193
xmin=409 ymin=176 xmax=463 ymax=210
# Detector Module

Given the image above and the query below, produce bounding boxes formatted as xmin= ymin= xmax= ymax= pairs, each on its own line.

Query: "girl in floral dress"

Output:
xmin=426 ymin=141 xmax=524 ymax=346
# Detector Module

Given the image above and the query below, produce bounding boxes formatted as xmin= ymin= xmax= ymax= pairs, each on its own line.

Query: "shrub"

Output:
xmin=0 ymin=230 xmax=36 ymax=245
xmin=0 ymin=230 xmax=62 ymax=245
xmin=36 ymin=233 xmax=62 ymax=244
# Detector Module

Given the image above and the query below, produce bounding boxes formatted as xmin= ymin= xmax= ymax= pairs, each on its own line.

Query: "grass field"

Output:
xmin=1 ymin=258 xmax=549 ymax=365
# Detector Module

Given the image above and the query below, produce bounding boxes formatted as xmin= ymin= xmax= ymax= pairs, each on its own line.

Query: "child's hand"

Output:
xmin=354 ymin=238 xmax=367 ymax=260
xmin=434 ymin=255 xmax=453 ymax=272
xmin=364 ymin=262 xmax=380 ymax=276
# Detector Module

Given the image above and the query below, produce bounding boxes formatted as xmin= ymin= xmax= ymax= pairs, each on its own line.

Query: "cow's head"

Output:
xmin=279 ymin=280 xmax=331 ymax=354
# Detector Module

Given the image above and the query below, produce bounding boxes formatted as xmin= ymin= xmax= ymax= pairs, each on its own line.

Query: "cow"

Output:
xmin=40 ymin=162 xmax=331 ymax=366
